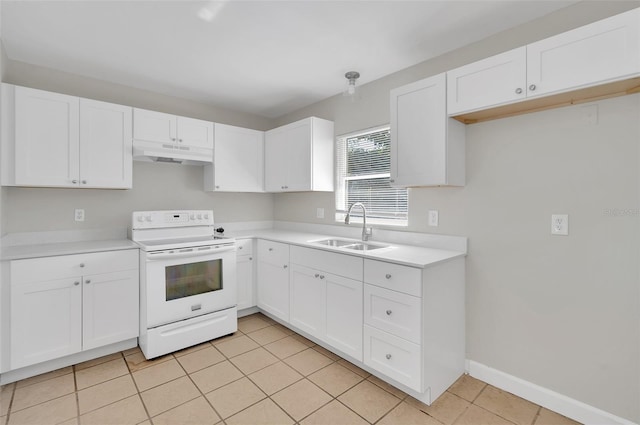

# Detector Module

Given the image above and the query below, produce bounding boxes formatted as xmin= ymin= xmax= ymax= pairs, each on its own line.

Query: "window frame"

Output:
xmin=335 ymin=125 xmax=408 ymax=227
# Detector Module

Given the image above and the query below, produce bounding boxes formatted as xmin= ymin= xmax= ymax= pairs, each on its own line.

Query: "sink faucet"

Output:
xmin=345 ymin=202 xmax=373 ymax=241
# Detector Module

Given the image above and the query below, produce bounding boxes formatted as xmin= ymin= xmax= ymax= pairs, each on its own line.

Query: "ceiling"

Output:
xmin=1 ymin=0 xmax=576 ymax=119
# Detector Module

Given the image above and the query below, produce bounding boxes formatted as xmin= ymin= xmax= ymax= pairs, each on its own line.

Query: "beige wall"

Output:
xmin=274 ymin=1 xmax=640 ymax=422
xmin=1 ymin=59 xmax=276 ymax=233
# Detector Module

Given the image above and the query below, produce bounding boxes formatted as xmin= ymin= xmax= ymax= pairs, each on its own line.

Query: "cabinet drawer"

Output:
xmin=236 ymin=239 xmax=253 ymax=255
xmin=364 ymin=260 xmax=422 ymax=297
xmin=364 ymin=284 xmax=421 ymax=343
xmin=11 ymin=249 xmax=139 ymax=284
xmin=364 ymin=325 xmax=421 ymax=392
xmin=257 ymin=240 xmax=289 ymax=266
xmin=290 ymin=245 xmax=363 ymax=281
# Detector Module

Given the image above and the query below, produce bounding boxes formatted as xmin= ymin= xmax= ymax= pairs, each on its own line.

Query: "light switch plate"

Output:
xmin=428 ymin=210 xmax=439 ymax=227
xmin=551 ymin=214 xmax=568 ymax=235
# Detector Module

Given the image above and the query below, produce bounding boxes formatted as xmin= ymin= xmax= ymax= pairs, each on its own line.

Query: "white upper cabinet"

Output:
xmin=204 ymin=123 xmax=264 ymax=192
xmin=390 ymin=73 xmax=465 ymax=187
xmin=133 ymin=108 xmax=213 ymax=149
xmin=79 ymin=99 xmax=133 ymax=189
xmin=1 ymin=84 xmax=132 ymax=189
xmin=447 ymin=8 xmax=640 ymax=117
xmin=264 ymin=117 xmax=334 ymax=192
xmin=447 ymin=48 xmax=527 ymax=115
xmin=526 ymin=8 xmax=640 ymax=97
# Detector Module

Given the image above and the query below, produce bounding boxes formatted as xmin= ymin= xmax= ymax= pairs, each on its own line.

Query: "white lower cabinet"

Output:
xmin=236 ymin=239 xmax=255 ymax=311
xmin=6 ymin=249 xmax=139 ymax=371
xmin=256 ymin=240 xmax=290 ymax=321
xmin=289 ymin=246 xmax=363 ymax=361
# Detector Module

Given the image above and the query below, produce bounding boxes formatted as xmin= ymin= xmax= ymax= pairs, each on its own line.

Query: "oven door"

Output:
xmin=144 ymin=244 xmax=236 ymax=328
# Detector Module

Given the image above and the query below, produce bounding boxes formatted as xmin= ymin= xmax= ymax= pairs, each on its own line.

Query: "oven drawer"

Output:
xmin=364 ymin=284 xmax=421 ymax=343
xmin=11 ymin=249 xmax=139 ymax=284
xmin=236 ymin=239 xmax=253 ymax=255
xmin=364 ymin=325 xmax=422 ymax=392
xmin=257 ymin=240 xmax=289 ymax=266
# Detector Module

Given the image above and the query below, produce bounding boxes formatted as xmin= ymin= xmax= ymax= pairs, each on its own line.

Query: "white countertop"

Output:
xmin=229 ymin=229 xmax=465 ymax=268
xmin=1 ymin=239 xmax=139 ymax=261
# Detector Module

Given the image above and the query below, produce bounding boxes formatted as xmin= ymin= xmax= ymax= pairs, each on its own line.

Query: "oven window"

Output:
xmin=165 ymin=259 xmax=222 ymax=301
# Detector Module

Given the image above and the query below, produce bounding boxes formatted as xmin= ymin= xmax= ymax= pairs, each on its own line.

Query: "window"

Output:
xmin=335 ymin=126 xmax=408 ymax=226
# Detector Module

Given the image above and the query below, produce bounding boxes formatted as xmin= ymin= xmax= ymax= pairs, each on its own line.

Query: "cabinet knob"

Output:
xmin=319 ymin=275 xmax=325 ymax=280
xmin=74 ymin=281 xmax=80 ymax=286
xmin=171 ymin=138 xmax=176 ymax=142
xmin=315 ymin=273 xmax=320 ymax=278
xmin=283 ymin=265 xmax=288 ymax=269
xmin=179 ymin=139 xmax=183 ymax=143
xmin=385 ymin=274 xmax=391 ymax=279
xmin=81 ymin=180 xmax=87 ymax=185
xmin=85 ymin=279 xmax=91 ymax=284
xmin=385 ymin=354 xmax=392 ymax=360
xmin=238 ymin=246 xmax=243 ymax=250
xmin=249 ymin=257 xmax=252 ymax=261
xmin=386 ymin=309 xmax=392 ymax=315
xmin=529 ymin=84 xmax=536 ymax=91
xmin=80 ymin=263 xmax=85 ymax=268
xmin=215 ymin=185 xmax=220 ymax=189
xmin=268 ymin=248 xmax=273 ymax=251
xmin=71 ymin=179 xmax=78 ymax=184
xmin=390 ymin=179 xmax=395 ymax=183
xmin=515 ymin=88 xmax=523 ymax=94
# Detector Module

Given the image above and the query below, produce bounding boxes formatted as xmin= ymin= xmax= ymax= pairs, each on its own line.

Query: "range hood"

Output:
xmin=133 ymin=140 xmax=213 ymax=165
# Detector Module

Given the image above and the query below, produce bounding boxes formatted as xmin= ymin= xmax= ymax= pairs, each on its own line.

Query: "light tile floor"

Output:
xmin=0 ymin=313 xmax=582 ymax=425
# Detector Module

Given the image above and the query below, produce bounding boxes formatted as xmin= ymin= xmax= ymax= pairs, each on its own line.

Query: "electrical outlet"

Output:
xmin=316 ymin=208 xmax=325 ymax=219
xmin=428 ymin=210 xmax=439 ymax=227
xmin=75 ymin=209 xmax=85 ymax=222
xmin=551 ymin=214 xmax=568 ymax=235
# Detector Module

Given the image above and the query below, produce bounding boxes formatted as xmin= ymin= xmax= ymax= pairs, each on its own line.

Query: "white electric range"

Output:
xmin=129 ymin=210 xmax=237 ymax=359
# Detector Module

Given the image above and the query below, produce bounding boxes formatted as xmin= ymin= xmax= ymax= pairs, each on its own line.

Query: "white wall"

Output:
xmin=273 ymin=1 xmax=640 ymax=423
xmin=1 ymin=59 xmax=276 ymax=234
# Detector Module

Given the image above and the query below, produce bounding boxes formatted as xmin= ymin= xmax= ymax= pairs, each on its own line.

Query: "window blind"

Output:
xmin=335 ymin=126 xmax=408 ymax=224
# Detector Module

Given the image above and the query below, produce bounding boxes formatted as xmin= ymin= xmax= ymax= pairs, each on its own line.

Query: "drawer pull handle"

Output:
xmin=385 ymin=354 xmax=392 ymax=360
xmin=385 ymin=274 xmax=391 ymax=279
xmin=386 ymin=309 xmax=392 ymax=315
xmin=80 ymin=263 xmax=85 ymax=268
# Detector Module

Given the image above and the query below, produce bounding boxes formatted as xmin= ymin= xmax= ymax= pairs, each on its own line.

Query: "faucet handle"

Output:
xmin=363 ymin=227 xmax=373 ymax=241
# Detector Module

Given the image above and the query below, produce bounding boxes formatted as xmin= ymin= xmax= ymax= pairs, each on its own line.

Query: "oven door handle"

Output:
xmin=146 ymin=245 xmax=235 ymax=260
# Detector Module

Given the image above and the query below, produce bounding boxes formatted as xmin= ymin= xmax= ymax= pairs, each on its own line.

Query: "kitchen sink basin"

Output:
xmin=310 ymin=238 xmax=390 ymax=251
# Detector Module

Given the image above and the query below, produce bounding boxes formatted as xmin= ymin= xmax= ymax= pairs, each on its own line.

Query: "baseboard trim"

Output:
xmin=466 ymin=360 xmax=637 ymax=425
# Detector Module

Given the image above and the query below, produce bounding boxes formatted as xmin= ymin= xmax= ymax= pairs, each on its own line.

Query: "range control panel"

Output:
xmin=132 ymin=210 xmax=214 ymax=229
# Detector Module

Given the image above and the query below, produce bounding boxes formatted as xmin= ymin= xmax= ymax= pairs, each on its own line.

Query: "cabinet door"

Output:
xmin=176 ymin=116 xmax=214 ymax=149
xmin=79 ymin=99 xmax=133 ymax=189
xmin=447 ymin=47 xmax=527 ymax=115
xmin=290 ymin=265 xmax=325 ymax=339
xmin=11 ymin=278 xmax=82 ymax=369
xmin=82 ymin=269 xmax=139 ymax=351
xmin=527 ymin=8 xmax=640 ymax=98
xmin=390 ymin=73 xmax=447 ymax=186
xmin=14 ymin=86 xmax=80 ymax=187
xmin=209 ymin=124 xmax=264 ymax=192
xmin=256 ymin=260 xmax=290 ymax=322
xmin=325 ymin=273 xmax=363 ymax=361
xmin=133 ymin=108 xmax=176 ymax=144
xmin=283 ymin=120 xmax=312 ymax=191
xmin=264 ymin=126 xmax=289 ymax=192
xmin=236 ymin=254 xmax=255 ymax=311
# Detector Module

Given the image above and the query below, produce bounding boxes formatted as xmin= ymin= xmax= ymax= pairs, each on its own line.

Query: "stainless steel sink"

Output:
xmin=311 ymin=238 xmax=390 ymax=251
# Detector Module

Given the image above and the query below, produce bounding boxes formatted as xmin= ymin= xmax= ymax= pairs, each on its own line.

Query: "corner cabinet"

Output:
xmin=447 ymin=7 xmax=640 ymax=121
xmin=1 ymin=84 xmax=133 ymax=189
xmin=390 ymin=73 xmax=465 ymax=187
xmin=4 ymin=249 xmax=139 ymax=371
xmin=264 ymin=117 xmax=334 ymax=192
xmin=204 ymin=124 xmax=264 ymax=192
